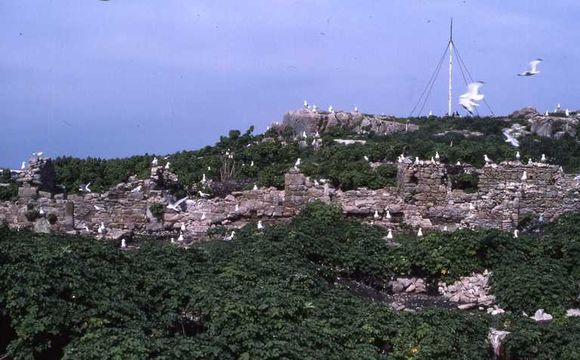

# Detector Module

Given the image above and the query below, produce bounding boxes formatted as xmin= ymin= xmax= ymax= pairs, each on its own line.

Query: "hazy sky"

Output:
xmin=1 ymin=1 xmax=578 ymax=168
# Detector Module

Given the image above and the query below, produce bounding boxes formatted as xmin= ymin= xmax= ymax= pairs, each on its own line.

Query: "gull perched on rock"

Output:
xmin=121 ymin=239 xmax=127 ymax=248
xmin=165 ymin=162 xmax=171 ymax=170
xmin=518 ymin=59 xmax=542 ymax=77
xmin=304 ymin=100 xmax=309 ymax=109
xmin=32 ymin=152 xmax=43 ymax=157
xmin=565 ymin=108 xmax=570 ymax=117
xmin=224 ymin=231 xmax=236 ymax=241
xmin=386 ymin=229 xmax=393 ymax=239
xmin=294 ymin=158 xmax=301 ymax=169
xmin=167 ymin=196 xmax=188 ymax=211
xmin=513 ymin=229 xmax=519 ymax=238
xmin=328 ymin=105 xmax=334 ymax=113
xmin=385 ymin=210 xmax=392 ymax=220
xmin=20 ymin=161 xmax=26 ymax=170
xmin=502 ymin=129 xmax=520 ymax=147
xmin=181 ymin=223 xmax=186 ymax=232
xmin=516 ymin=151 xmax=521 ymax=161
xmin=201 ymin=174 xmax=207 ymax=183
xmin=521 ymin=171 xmax=528 ymax=181
xmin=130 ymin=185 xmax=142 ymax=193
xmin=198 ymin=190 xmax=210 ymax=198
xmin=253 ymin=184 xmax=258 ymax=191
xmin=484 ymin=154 xmax=492 ymax=164
xmin=364 ymin=155 xmax=370 ymax=162
xmin=541 ymin=154 xmax=547 ymax=162
xmin=459 ymin=81 xmax=485 ymax=115
xmin=417 ymin=228 xmax=423 ymax=237
xmin=257 ymin=221 xmax=264 ymax=230
xmin=178 ymin=233 xmax=184 ymax=242
xmin=373 ymin=210 xmax=380 ymax=220
xmin=152 ymin=157 xmax=158 ymax=166
xmin=97 ymin=222 xmax=106 ymax=235
xmin=435 ymin=152 xmax=440 ymax=161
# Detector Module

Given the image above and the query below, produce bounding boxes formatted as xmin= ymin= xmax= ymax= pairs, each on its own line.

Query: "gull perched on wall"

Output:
xmin=459 ymin=81 xmax=485 ymax=115
xmin=518 ymin=59 xmax=542 ymax=76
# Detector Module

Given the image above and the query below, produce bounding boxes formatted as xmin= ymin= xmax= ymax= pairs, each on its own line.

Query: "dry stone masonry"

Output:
xmin=1 ymin=153 xmax=579 ymax=242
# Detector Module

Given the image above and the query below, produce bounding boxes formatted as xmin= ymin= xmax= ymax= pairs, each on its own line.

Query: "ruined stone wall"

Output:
xmin=1 ymin=156 xmax=579 ymax=241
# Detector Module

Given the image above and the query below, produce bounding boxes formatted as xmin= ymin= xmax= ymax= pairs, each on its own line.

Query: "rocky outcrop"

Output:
xmin=438 ymin=271 xmax=495 ymax=308
xmin=276 ymin=109 xmax=419 ymax=137
xmin=388 ymin=278 xmax=427 ymax=294
xmin=510 ymin=106 xmax=578 ymax=139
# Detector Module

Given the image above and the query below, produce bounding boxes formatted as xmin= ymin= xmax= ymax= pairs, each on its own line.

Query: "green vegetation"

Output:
xmin=47 ymin=115 xmax=580 ymax=196
xmin=149 ymin=203 xmax=165 ymax=221
xmin=1 ymin=203 xmax=579 ymax=359
xmin=0 ymin=170 xmax=18 ymax=202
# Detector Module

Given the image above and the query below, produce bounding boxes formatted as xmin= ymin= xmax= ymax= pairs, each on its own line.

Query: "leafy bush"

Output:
xmin=25 ymin=210 xmax=41 ymax=222
xmin=149 ymin=203 xmax=165 ymax=221
xmin=47 ymin=213 xmax=58 ymax=225
xmin=492 ymin=259 xmax=577 ymax=313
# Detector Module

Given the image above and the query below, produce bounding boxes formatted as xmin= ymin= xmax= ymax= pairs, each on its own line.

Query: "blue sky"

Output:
xmin=1 ymin=0 xmax=578 ymax=168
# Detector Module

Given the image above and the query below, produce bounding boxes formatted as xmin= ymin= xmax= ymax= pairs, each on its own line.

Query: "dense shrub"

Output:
xmin=1 ymin=207 xmax=579 ymax=359
xmin=148 ymin=203 xmax=165 ymax=221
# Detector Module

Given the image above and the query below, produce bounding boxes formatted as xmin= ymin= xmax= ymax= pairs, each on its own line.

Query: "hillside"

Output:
xmin=1 ymin=109 xmax=580 ymax=359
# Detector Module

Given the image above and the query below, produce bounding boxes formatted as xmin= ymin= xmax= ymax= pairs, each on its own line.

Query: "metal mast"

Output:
xmin=448 ymin=18 xmax=453 ymax=116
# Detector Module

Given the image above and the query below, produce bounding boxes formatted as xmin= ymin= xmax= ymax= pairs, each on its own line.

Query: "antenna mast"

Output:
xmin=448 ymin=18 xmax=453 ymax=116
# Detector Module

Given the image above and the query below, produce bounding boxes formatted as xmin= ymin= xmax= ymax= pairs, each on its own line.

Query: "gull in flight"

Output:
xmin=167 ymin=196 xmax=188 ymax=211
xmin=459 ymin=81 xmax=485 ymax=115
xmin=32 ymin=152 xmax=43 ymax=157
xmin=518 ymin=59 xmax=542 ymax=77
xmin=304 ymin=100 xmax=309 ymax=109
xmin=502 ymin=129 xmax=520 ymax=147
xmin=364 ymin=155 xmax=370 ymax=162
xmin=79 ymin=182 xmax=92 ymax=193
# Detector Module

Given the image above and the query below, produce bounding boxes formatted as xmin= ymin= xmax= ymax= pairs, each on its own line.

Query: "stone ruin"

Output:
xmin=0 ymin=154 xmax=579 ymax=242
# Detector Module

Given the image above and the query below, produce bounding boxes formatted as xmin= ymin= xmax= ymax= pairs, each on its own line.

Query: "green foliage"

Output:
xmin=450 ymin=172 xmax=479 ymax=192
xmin=0 ymin=169 xmax=18 ymax=201
xmin=501 ymin=315 xmax=580 ymax=360
xmin=25 ymin=209 xmax=41 ymax=222
xmin=492 ymin=260 xmax=576 ymax=314
xmin=1 ymin=207 xmax=579 ymax=359
xmin=47 ymin=213 xmax=58 ymax=225
xmin=149 ymin=203 xmax=165 ymax=221
xmin=45 ymin=114 xmax=580 ymax=195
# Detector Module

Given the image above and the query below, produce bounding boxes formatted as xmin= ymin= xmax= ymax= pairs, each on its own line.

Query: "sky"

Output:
xmin=1 ymin=0 xmax=579 ymax=168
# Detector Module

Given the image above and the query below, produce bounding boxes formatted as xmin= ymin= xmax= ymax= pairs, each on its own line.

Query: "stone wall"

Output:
xmin=1 ymin=156 xmax=579 ymax=242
